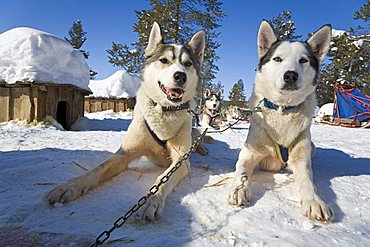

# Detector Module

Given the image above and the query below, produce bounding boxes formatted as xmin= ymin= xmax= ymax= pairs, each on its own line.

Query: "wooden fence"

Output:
xmin=84 ymin=97 xmax=136 ymax=113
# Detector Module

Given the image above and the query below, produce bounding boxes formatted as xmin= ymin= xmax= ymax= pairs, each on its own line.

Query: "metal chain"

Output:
xmin=231 ymin=172 xmax=249 ymax=206
xmin=91 ymin=128 xmax=208 ymax=247
xmin=235 ymin=172 xmax=248 ymax=191
xmin=92 ymin=102 xmax=262 ymax=246
xmin=206 ymin=118 xmax=242 ymax=133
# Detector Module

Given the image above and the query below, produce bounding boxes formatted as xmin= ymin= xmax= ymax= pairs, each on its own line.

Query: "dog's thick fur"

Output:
xmin=44 ymin=22 xmax=206 ymax=221
xmin=201 ymin=89 xmax=223 ymax=129
xmin=228 ymin=20 xmax=334 ymax=222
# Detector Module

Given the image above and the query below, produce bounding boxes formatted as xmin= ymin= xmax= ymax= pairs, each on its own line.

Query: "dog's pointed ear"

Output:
xmin=257 ymin=20 xmax=278 ymax=58
xmin=217 ymin=90 xmax=222 ymax=98
xmin=205 ymin=88 xmax=211 ymax=98
xmin=306 ymin=24 xmax=332 ymax=63
xmin=145 ymin=22 xmax=163 ymax=57
xmin=187 ymin=30 xmax=206 ymax=64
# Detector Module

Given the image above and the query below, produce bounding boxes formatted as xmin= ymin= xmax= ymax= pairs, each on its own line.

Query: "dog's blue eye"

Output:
xmin=160 ymin=58 xmax=168 ymax=64
xmin=299 ymin=58 xmax=308 ymax=63
xmin=184 ymin=61 xmax=192 ymax=67
xmin=273 ymin=57 xmax=282 ymax=62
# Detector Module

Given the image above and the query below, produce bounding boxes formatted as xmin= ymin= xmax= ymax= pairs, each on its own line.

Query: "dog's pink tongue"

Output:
xmin=168 ymin=88 xmax=183 ymax=98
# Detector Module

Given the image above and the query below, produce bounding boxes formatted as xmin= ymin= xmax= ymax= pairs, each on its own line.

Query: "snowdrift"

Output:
xmin=88 ymin=70 xmax=140 ymax=98
xmin=0 ymin=27 xmax=90 ymax=91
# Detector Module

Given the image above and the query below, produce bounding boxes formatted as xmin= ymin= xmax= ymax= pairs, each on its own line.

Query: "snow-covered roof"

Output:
xmin=88 ymin=70 xmax=140 ymax=98
xmin=0 ymin=27 xmax=90 ymax=91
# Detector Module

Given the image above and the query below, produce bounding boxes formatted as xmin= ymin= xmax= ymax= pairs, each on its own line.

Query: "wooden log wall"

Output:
xmin=0 ymin=84 xmax=87 ymax=130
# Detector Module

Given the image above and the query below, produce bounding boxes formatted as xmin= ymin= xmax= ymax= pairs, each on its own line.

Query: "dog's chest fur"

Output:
xmin=135 ymin=88 xmax=190 ymax=141
xmin=250 ymin=93 xmax=315 ymax=147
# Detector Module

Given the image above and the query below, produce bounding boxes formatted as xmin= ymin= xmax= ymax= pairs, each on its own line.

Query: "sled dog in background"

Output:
xmin=201 ymin=89 xmax=223 ymax=129
xmin=45 ymin=22 xmax=206 ymax=221
xmin=228 ymin=20 xmax=334 ymax=222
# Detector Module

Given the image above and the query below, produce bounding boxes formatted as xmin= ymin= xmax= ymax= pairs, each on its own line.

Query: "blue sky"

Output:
xmin=0 ymin=0 xmax=366 ymax=97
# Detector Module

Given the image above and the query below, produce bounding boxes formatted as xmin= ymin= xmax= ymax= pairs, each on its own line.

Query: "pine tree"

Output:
xmin=65 ymin=20 xmax=89 ymax=59
xmin=65 ymin=20 xmax=97 ymax=79
xmin=316 ymin=63 xmax=335 ymax=106
xmin=107 ymin=0 xmax=225 ymax=101
xmin=317 ymin=0 xmax=370 ymax=101
xmin=228 ymin=79 xmax=246 ymax=107
xmin=269 ymin=10 xmax=302 ymax=40
xmin=354 ymin=0 xmax=370 ymax=21
xmin=208 ymin=81 xmax=224 ymax=98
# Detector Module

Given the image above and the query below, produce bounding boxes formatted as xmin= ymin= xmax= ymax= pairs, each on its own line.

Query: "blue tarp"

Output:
xmin=334 ymin=87 xmax=370 ymax=123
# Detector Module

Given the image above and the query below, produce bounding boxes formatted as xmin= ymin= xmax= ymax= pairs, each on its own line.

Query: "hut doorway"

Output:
xmin=56 ymin=101 xmax=69 ymax=129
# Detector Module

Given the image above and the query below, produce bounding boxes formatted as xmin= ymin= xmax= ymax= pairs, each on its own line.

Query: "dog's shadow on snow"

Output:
xmin=0 ymin=137 xmax=234 ymax=246
xmin=6 ymin=141 xmax=366 ymax=243
xmin=74 ymin=118 xmax=132 ymax=131
xmin=312 ymin=147 xmax=370 ymax=222
xmin=246 ymin=147 xmax=370 ymax=223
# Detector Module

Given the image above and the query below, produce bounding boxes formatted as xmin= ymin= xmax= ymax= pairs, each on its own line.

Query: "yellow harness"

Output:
xmin=270 ymin=135 xmax=301 ymax=169
xmin=273 ymin=141 xmax=292 ymax=168
xmin=252 ymin=98 xmax=301 ymax=169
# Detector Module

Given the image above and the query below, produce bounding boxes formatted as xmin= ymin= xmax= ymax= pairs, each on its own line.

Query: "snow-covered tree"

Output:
xmin=65 ymin=20 xmax=97 ymax=79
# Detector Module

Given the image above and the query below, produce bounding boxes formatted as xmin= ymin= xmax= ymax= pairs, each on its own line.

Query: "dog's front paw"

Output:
xmin=228 ymin=183 xmax=251 ymax=207
xmin=136 ymin=194 xmax=165 ymax=221
xmin=301 ymin=199 xmax=334 ymax=222
xmin=44 ymin=179 xmax=88 ymax=205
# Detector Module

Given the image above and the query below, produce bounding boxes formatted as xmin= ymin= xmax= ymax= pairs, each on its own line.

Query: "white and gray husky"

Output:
xmin=45 ymin=22 xmax=205 ymax=221
xmin=228 ymin=20 xmax=334 ymax=222
xmin=201 ymin=89 xmax=223 ymax=129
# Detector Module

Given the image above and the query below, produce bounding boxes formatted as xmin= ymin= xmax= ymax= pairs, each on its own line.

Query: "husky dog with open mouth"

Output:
xmin=201 ymin=89 xmax=223 ymax=129
xmin=228 ymin=20 xmax=334 ymax=222
xmin=44 ymin=22 xmax=205 ymax=221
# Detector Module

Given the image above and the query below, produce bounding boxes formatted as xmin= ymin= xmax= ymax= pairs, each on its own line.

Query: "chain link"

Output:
xmin=91 ymin=128 xmax=208 ymax=247
xmin=235 ymin=172 xmax=249 ymax=191
xmin=206 ymin=118 xmax=242 ymax=133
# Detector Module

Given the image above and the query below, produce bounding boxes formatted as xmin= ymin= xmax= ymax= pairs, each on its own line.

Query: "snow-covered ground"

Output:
xmin=0 ymin=111 xmax=369 ymax=246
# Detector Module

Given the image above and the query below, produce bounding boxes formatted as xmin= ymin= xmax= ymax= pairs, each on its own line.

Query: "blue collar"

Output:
xmin=263 ymin=98 xmax=297 ymax=111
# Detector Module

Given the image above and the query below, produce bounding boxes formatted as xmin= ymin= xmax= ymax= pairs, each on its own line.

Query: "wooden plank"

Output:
xmin=84 ymin=98 xmax=90 ymax=112
xmin=0 ymin=88 xmax=10 ymax=122
xmin=58 ymin=86 xmax=69 ymax=101
xmin=13 ymin=87 xmax=32 ymax=121
xmin=102 ymin=99 xmax=108 ymax=111
xmin=36 ymin=86 xmax=47 ymax=121
xmin=45 ymin=86 xmax=58 ymax=117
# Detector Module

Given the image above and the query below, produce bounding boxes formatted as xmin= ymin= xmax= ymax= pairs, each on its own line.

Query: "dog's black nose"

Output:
xmin=213 ymin=104 xmax=217 ymax=108
xmin=283 ymin=71 xmax=299 ymax=84
xmin=174 ymin=71 xmax=187 ymax=86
